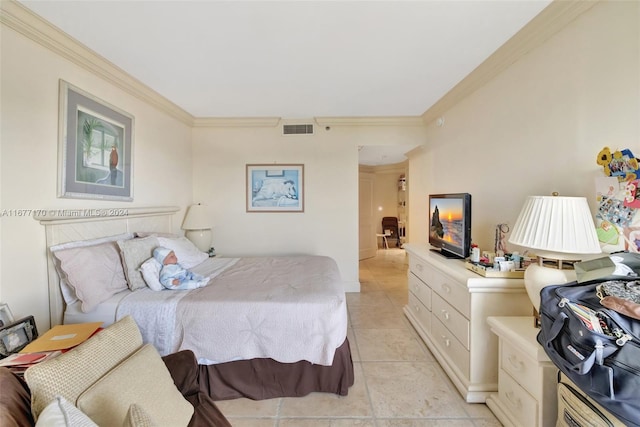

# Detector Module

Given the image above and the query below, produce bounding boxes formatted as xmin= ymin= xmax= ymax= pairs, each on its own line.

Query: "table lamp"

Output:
xmin=182 ymin=204 xmax=212 ymax=252
xmin=508 ymin=194 xmax=601 ymax=316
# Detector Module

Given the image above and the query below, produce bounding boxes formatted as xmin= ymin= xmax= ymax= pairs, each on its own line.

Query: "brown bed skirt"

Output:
xmin=198 ymin=338 xmax=354 ymax=401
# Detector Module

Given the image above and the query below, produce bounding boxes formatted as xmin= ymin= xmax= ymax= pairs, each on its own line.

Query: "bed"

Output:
xmin=36 ymin=206 xmax=354 ymax=400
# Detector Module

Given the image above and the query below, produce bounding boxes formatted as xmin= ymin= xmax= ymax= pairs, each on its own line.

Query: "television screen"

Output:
xmin=428 ymin=193 xmax=471 ymax=259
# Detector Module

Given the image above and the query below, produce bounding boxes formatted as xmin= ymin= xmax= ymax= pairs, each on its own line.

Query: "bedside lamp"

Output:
xmin=182 ymin=204 xmax=212 ymax=252
xmin=508 ymin=194 xmax=601 ymax=316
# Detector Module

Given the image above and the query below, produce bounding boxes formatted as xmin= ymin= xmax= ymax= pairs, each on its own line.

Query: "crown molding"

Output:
xmin=193 ymin=116 xmax=425 ymax=128
xmin=421 ymin=0 xmax=600 ymax=125
xmin=192 ymin=117 xmax=282 ymax=128
xmin=1 ymin=0 xmax=194 ymax=126
xmin=315 ymin=116 xmax=425 ymax=127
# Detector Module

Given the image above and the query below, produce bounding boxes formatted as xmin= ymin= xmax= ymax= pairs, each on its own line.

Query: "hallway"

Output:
xmin=216 ymin=248 xmax=502 ymax=426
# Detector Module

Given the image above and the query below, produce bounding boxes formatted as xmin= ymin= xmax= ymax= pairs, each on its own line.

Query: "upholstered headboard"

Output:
xmin=35 ymin=206 xmax=180 ymax=327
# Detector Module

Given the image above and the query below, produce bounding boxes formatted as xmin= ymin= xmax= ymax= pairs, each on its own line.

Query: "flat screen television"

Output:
xmin=428 ymin=193 xmax=472 ymax=259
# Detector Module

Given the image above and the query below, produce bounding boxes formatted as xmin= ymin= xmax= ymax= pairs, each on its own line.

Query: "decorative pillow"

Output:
xmin=77 ymin=344 xmax=193 ymax=427
xmin=52 ymin=242 xmax=128 ymax=313
xmin=123 ymin=404 xmax=157 ymax=427
xmin=139 ymin=258 xmax=163 ymax=291
xmin=157 ymin=236 xmax=208 ymax=269
xmin=25 ymin=316 xmax=143 ymax=418
xmin=117 ymin=236 xmax=160 ymax=291
xmin=35 ymin=396 xmax=97 ymax=427
xmin=50 ymin=233 xmax=134 ymax=305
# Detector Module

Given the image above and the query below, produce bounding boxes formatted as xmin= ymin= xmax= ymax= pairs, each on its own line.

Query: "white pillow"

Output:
xmin=36 ymin=396 xmax=98 ymax=427
xmin=50 ymin=233 xmax=135 ymax=252
xmin=139 ymin=258 xmax=163 ymax=291
xmin=157 ymin=236 xmax=208 ymax=269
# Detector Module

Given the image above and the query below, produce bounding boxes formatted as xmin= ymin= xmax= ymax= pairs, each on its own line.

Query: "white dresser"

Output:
xmin=403 ymin=244 xmax=531 ymax=402
xmin=486 ymin=316 xmax=558 ymax=427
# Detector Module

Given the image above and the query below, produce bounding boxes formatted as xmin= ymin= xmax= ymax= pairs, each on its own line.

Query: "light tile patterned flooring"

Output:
xmin=216 ymin=248 xmax=502 ymax=426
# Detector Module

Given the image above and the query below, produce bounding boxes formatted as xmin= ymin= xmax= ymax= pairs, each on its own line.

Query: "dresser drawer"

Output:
xmin=408 ymin=292 xmax=432 ymax=333
xmin=431 ymin=317 xmax=470 ymax=378
xmin=409 ymin=257 xmax=433 ymax=284
xmin=501 ymin=339 xmax=539 ymax=397
xmin=430 ymin=268 xmax=470 ymax=318
xmin=408 ymin=272 xmax=431 ymax=309
xmin=499 ymin=370 xmax=538 ymax=427
xmin=409 ymin=256 xmax=432 ymax=285
xmin=432 ymin=293 xmax=469 ymax=349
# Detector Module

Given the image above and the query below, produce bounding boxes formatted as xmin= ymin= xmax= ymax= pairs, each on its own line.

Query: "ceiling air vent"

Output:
xmin=283 ymin=124 xmax=313 ymax=135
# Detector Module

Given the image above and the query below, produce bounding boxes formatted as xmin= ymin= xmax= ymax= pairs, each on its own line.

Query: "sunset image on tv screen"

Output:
xmin=429 ymin=199 xmax=464 ymax=246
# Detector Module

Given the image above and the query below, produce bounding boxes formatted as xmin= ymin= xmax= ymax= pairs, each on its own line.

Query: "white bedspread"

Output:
xmin=117 ymin=255 xmax=347 ymax=366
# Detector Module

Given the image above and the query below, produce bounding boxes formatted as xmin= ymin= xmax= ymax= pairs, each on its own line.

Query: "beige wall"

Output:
xmin=409 ymin=1 xmax=640 ymax=254
xmin=191 ymin=124 xmax=425 ymax=291
xmin=0 ymin=25 xmax=193 ymax=328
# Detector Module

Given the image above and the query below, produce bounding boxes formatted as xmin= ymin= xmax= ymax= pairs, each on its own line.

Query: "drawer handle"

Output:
xmin=441 ymin=336 xmax=450 ymax=347
xmin=441 ymin=284 xmax=451 ymax=294
xmin=441 ymin=309 xmax=450 ymax=320
xmin=507 ymin=354 xmax=525 ymax=371
xmin=416 ymin=263 xmax=424 ymax=272
xmin=505 ymin=391 xmax=522 ymax=410
xmin=414 ymin=304 xmax=420 ymax=312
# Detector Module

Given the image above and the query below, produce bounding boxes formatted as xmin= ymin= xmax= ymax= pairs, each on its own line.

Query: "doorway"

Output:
xmin=358 ymin=163 xmax=408 ymax=260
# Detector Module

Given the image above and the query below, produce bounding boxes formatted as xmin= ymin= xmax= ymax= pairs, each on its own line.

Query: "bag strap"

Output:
xmin=544 ymin=312 xmax=599 ymax=375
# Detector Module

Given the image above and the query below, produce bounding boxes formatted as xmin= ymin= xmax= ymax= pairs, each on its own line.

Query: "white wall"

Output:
xmin=409 ymin=1 xmax=639 ymax=255
xmin=192 ymin=124 xmax=425 ymax=291
xmin=0 ymin=25 xmax=194 ymax=329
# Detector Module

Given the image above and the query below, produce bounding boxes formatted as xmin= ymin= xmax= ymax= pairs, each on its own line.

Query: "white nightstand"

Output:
xmin=486 ymin=316 xmax=558 ymax=427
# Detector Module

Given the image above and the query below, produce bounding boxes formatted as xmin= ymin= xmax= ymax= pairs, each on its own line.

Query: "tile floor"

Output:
xmin=216 ymin=248 xmax=502 ymax=426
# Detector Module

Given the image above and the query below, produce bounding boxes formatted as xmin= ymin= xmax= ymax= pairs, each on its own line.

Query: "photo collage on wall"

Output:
xmin=595 ymin=147 xmax=640 ymax=253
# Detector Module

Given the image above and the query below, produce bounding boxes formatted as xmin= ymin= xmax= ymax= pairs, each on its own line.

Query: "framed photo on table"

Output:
xmin=0 ymin=316 xmax=38 ymax=357
xmin=246 ymin=164 xmax=304 ymax=212
xmin=0 ymin=303 xmax=13 ymax=328
xmin=58 ymin=80 xmax=134 ymax=201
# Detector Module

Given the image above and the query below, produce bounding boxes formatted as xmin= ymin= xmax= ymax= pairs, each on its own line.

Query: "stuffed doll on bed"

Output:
xmin=153 ymin=247 xmax=210 ymax=290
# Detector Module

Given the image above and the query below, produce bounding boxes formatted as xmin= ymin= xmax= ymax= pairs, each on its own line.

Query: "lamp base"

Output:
xmin=525 ymin=259 xmax=577 ymax=323
xmin=185 ymin=229 xmax=212 ymax=253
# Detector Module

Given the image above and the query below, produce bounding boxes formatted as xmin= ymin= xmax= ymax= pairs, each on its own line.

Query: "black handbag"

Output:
xmin=537 ymin=279 xmax=640 ymax=427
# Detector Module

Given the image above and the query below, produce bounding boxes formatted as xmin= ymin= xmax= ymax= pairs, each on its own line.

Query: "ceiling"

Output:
xmin=17 ymin=0 xmax=552 ymax=165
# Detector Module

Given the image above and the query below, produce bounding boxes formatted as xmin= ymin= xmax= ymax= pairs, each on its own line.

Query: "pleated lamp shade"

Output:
xmin=182 ymin=204 xmax=212 ymax=252
xmin=509 ymin=195 xmax=601 ymax=259
xmin=509 ymin=195 xmax=602 ymax=313
xmin=182 ymin=204 xmax=211 ymax=231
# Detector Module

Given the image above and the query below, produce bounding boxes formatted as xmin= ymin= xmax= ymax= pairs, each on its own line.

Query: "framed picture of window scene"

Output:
xmin=246 ymin=164 xmax=304 ymax=212
xmin=58 ymin=80 xmax=134 ymax=201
